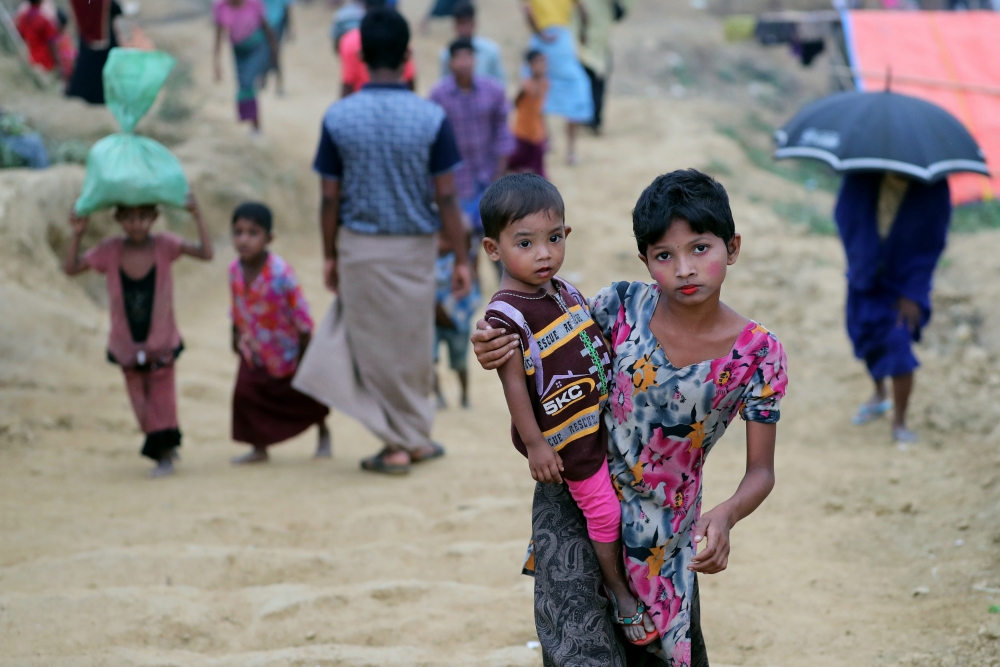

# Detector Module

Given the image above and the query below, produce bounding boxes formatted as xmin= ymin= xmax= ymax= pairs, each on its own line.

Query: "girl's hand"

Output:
xmin=527 ymin=444 xmax=564 ymax=484
xmin=471 ymin=320 xmax=520 ymax=370
xmin=689 ymin=506 xmax=732 ymax=574
xmin=185 ymin=192 xmax=200 ymax=215
xmin=68 ymin=212 xmax=89 ymax=236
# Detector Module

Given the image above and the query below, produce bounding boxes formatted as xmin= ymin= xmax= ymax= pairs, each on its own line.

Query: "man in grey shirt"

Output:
xmin=437 ymin=2 xmax=505 ymax=84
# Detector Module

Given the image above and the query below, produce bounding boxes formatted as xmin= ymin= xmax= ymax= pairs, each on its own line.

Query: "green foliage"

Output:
xmin=716 ymin=113 xmax=842 ymax=194
xmin=951 ymin=200 xmax=1000 ymax=234
xmin=773 ymin=201 xmax=837 ymax=235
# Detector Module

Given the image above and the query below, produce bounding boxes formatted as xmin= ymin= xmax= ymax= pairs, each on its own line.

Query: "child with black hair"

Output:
xmin=229 ymin=202 xmax=331 ymax=464
xmin=473 ymin=169 xmax=787 ymax=665
xmin=481 ymin=173 xmax=657 ymax=646
xmin=64 ymin=196 xmax=214 ymax=478
xmin=508 ymin=50 xmax=549 ymax=178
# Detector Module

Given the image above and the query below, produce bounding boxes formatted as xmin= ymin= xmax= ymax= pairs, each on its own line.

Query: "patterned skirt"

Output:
xmin=529 ymin=481 xmax=709 ymax=667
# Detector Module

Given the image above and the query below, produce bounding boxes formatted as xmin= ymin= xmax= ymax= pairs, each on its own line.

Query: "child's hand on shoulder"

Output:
xmin=527 ymin=443 xmax=564 ymax=484
xmin=688 ymin=506 xmax=732 ymax=574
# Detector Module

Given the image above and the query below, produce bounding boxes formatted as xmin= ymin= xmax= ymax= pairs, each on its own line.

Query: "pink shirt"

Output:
xmin=214 ymin=0 xmax=266 ymax=44
xmin=338 ymin=27 xmax=416 ymax=92
xmin=85 ymin=234 xmax=184 ymax=367
xmin=229 ymin=253 xmax=314 ymax=378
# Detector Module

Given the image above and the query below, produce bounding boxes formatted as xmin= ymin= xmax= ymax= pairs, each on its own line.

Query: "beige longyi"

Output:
xmin=293 ymin=228 xmax=438 ymax=453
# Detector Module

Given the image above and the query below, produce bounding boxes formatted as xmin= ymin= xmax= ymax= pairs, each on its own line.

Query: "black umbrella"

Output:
xmin=773 ymin=90 xmax=989 ymax=183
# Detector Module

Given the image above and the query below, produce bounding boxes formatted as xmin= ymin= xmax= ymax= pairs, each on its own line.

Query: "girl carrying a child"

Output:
xmin=473 ymin=169 xmax=787 ymax=666
xmin=64 ymin=196 xmax=214 ymax=478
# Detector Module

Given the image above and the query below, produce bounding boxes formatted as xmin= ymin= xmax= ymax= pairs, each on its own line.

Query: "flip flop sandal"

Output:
xmin=852 ymin=399 xmax=893 ymax=425
xmin=411 ymin=441 xmax=446 ymax=464
xmin=360 ymin=450 xmax=410 ymax=475
xmin=606 ymin=588 xmax=658 ymax=646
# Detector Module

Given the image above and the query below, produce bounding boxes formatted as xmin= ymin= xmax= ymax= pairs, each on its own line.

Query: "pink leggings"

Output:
xmin=566 ymin=459 xmax=621 ymax=543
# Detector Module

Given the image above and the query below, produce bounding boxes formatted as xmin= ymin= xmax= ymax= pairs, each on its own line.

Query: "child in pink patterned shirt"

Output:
xmin=229 ymin=202 xmax=331 ymax=464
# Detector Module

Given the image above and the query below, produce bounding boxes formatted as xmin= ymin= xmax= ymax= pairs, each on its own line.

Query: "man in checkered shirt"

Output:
xmin=308 ymin=7 xmax=471 ymax=475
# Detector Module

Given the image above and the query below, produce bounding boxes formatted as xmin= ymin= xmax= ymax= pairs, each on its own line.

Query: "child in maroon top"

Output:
xmin=63 ymin=195 xmax=214 ymax=478
xmin=480 ymin=174 xmax=656 ymax=645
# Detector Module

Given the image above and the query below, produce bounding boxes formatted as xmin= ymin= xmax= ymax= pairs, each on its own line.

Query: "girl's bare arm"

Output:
xmin=690 ymin=421 xmax=776 ymax=574
xmin=179 ymin=193 xmax=214 ymax=260
xmin=496 ymin=349 xmax=564 ymax=484
xmin=213 ymin=24 xmax=224 ymax=81
xmin=64 ymin=213 xmax=91 ymax=276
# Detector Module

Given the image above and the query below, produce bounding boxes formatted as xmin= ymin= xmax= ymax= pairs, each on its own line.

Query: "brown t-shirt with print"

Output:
xmin=485 ymin=278 xmax=612 ymax=481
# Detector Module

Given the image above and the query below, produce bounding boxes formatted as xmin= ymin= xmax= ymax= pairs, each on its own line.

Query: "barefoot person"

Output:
xmin=228 ymin=202 xmax=331 ymax=465
xmin=295 ymin=7 xmax=470 ymax=475
xmin=522 ymin=0 xmax=593 ymax=165
xmin=835 ymin=172 xmax=951 ymax=443
xmin=63 ymin=196 xmax=214 ymax=478
xmin=508 ymin=50 xmax=549 ymax=178
xmin=213 ymin=0 xmax=279 ymax=134
xmin=481 ymin=174 xmax=657 ymax=646
xmin=473 ymin=170 xmax=787 ymax=665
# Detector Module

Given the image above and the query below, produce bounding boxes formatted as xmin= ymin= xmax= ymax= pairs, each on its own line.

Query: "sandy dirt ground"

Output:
xmin=3 ymin=1 xmax=1000 ymax=665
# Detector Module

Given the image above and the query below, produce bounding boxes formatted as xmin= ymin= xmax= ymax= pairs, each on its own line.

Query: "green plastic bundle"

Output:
xmin=74 ymin=49 xmax=190 ymax=215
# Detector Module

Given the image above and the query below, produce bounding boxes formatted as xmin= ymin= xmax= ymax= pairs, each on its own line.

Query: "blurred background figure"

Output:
xmin=435 ymin=2 xmax=504 ymax=84
xmin=329 ymin=0 xmax=364 ymax=51
xmin=507 ymin=50 xmax=548 ymax=179
xmin=213 ymin=0 xmax=279 ymax=134
xmin=835 ymin=172 xmax=951 ymax=444
xmin=262 ymin=0 xmax=295 ymax=95
xmin=521 ymin=0 xmax=593 ymax=165
xmin=575 ymin=0 xmax=627 ymax=134
xmin=337 ymin=0 xmax=416 ymax=96
xmin=66 ymin=0 xmax=121 ymax=104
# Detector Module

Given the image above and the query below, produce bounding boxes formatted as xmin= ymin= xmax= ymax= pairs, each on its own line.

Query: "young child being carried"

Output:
xmin=480 ymin=173 xmax=656 ymax=645
xmin=473 ymin=170 xmax=788 ymax=663
xmin=63 ymin=196 xmax=214 ymax=478
xmin=229 ymin=202 xmax=331 ymax=464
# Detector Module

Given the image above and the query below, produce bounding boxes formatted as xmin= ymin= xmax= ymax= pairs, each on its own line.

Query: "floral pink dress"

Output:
xmin=590 ymin=281 xmax=788 ymax=666
xmin=230 ymin=253 xmax=313 ymax=378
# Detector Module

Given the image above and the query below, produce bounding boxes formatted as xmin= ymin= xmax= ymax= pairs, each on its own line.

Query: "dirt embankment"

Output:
xmin=2 ymin=1 xmax=1000 ymax=666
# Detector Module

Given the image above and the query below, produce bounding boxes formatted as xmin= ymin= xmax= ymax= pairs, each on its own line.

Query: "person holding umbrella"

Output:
xmin=774 ymin=89 xmax=989 ymax=442
xmin=835 ymin=172 xmax=949 ymax=442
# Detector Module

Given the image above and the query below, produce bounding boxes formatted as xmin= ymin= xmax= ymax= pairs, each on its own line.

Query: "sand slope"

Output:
xmin=2 ymin=1 xmax=1000 ymax=665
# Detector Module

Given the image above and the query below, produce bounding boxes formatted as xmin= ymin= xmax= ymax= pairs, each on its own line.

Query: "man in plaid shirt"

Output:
xmin=430 ymin=38 xmax=515 ymax=234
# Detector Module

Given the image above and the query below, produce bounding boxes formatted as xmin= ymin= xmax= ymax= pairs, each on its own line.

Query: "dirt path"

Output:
xmin=2 ymin=1 xmax=1000 ymax=665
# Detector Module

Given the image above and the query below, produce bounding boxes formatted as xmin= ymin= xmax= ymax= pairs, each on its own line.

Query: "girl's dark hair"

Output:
xmin=480 ymin=174 xmax=564 ymax=239
xmin=632 ymin=169 xmax=735 ymax=255
xmin=525 ymin=49 xmax=543 ymax=64
xmin=232 ymin=201 xmax=273 ymax=233
xmin=361 ymin=8 xmax=410 ymax=71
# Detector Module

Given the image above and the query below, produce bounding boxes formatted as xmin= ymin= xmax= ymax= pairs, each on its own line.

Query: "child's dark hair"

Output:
xmin=232 ymin=201 xmax=273 ymax=233
xmin=452 ymin=1 xmax=475 ymax=20
xmin=525 ymin=49 xmax=543 ymax=64
xmin=449 ymin=37 xmax=474 ymax=58
xmin=480 ymin=174 xmax=564 ymax=240
xmin=632 ymin=169 xmax=735 ymax=255
xmin=360 ymin=8 xmax=409 ymax=71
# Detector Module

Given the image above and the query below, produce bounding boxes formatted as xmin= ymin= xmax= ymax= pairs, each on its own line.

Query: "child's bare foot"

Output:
xmin=436 ymin=392 xmax=447 ymax=410
xmin=149 ymin=457 xmax=175 ymax=478
xmin=314 ymin=423 xmax=332 ymax=459
xmin=461 ymin=394 xmax=470 ymax=409
xmin=608 ymin=587 xmax=656 ymax=644
xmin=232 ymin=449 xmax=269 ymax=465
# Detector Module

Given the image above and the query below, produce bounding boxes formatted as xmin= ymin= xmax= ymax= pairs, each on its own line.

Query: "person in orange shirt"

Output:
xmin=507 ymin=50 xmax=549 ymax=178
xmin=338 ymin=0 xmax=415 ymax=96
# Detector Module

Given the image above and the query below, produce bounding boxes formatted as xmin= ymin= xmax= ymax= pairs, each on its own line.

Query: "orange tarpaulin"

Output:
xmin=844 ymin=10 xmax=1000 ymax=204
